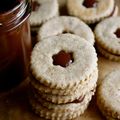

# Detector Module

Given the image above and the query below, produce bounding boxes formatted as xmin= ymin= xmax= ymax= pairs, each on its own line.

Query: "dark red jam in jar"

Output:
xmin=0 ymin=0 xmax=32 ymax=92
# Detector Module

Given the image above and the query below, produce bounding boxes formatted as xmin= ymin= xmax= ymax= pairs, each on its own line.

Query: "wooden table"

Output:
xmin=0 ymin=1 xmax=120 ymax=120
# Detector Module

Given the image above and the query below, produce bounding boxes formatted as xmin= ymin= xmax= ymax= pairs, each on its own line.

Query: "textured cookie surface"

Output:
xmin=33 ymin=69 xmax=98 ymax=104
xmin=30 ymin=69 xmax=97 ymax=95
xmin=30 ymin=0 xmax=59 ymax=26
xmin=67 ymin=0 xmax=115 ymax=24
xmin=95 ymin=17 xmax=120 ymax=55
xmin=29 ymin=90 xmax=93 ymax=120
xmin=30 ymin=34 xmax=97 ymax=90
xmin=97 ymin=69 xmax=120 ymax=119
xmin=38 ymin=16 xmax=95 ymax=44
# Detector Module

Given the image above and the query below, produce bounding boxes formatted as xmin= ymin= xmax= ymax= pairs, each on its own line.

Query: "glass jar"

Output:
xmin=0 ymin=0 xmax=32 ymax=92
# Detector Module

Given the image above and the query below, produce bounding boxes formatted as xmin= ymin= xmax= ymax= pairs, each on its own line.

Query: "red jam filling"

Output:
xmin=32 ymin=1 xmax=40 ymax=11
xmin=52 ymin=50 xmax=74 ymax=67
xmin=72 ymin=95 xmax=85 ymax=103
xmin=83 ymin=0 xmax=98 ymax=8
xmin=114 ymin=28 xmax=120 ymax=38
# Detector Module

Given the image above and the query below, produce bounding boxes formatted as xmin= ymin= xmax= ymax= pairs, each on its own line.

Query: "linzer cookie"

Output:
xmin=38 ymin=16 xmax=95 ymax=45
xmin=97 ymin=69 xmax=120 ymax=120
xmin=30 ymin=0 xmax=59 ymax=26
xmin=29 ymin=34 xmax=98 ymax=119
xmin=32 ymin=69 xmax=98 ymax=104
xmin=67 ymin=0 xmax=115 ymax=24
xmin=95 ymin=17 xmax=120 ymax=54
xmin=95 ymin=17 xmax=120 ymax=61
xmin=30 ymin=0 xmax=59 ymax=46
xmin=30 ymin=69 xmax=97 ymax=95
xmin=30 ymin=34 xmax=97 ymax=90
xmin=32 ymin=91 xmax=94 ymax=112
xmin=29 ymin=89 xmax=94 ymax=120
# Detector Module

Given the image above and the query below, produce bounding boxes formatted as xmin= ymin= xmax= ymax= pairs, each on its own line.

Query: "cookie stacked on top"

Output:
xmin=29 ymin=34 xmax=98 ymax=119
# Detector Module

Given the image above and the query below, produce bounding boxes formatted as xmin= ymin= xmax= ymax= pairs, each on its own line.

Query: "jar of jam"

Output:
xmin=0 ymin=0 xmax=32 ymax=92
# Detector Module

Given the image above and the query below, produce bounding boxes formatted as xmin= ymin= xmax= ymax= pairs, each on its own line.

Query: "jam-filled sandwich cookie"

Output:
xmin=67 ymin=0 xmax=116 ymax=24
xmin=97 ymin=69 xmax=120 ymax=120
xmin=30 ymin=0 xmax=59 ymax=46
xmin=95 ymin=17 xmax=120 ymax=61
xmin=38 ymin=16 xmax=95 ymax=45
xmin=29 ymin=34 xmax=98 ymax=119
xmin=29 ymin=90 xmax=94 ymax=120
xmin=30 ymin=34 xmax=97 ymax=90
xmin=30 ymin=0 xmax=59 ymax=36
xmin=30 ymin=68 xmax=97 ymax=96
xmin=30 ymin=0 xmax=59 ymax=26
xmin=32 ymin=69 xmax=98 ymax=104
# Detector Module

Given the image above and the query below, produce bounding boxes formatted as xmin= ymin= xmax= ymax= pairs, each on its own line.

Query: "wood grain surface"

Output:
xmin=0 ymin=0 xmax=120 ymax=120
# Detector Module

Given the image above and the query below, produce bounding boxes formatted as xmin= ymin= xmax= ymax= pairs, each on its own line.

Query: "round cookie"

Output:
xmin=30 ymin=69 xmax=97 ymax=95
xmin=97 ymin=69 xmax=120 ymax=120
xmin=30 ymin=73 xmax=89 ymax=96
xmin=38 ymin=16 xmax=95 ymax=45
xmin=30 ymin=0 xmax=59 ymax=26
xmin=95 ymin=17 xmax=120 ymax=55
xmin=30 ymin=77 xmax=80 ymax=95
xmin=32 ymin=69 xmax=98 ymax=104
xmin=30 ymin=34 xmax=97 ymax=90
xmin=67 ymin=0 xmax=115 ymax=24
xmin=97 ymin=45 xmax=120 ymax=62
xmin=29 ymin=90 xmax=93 ymax=120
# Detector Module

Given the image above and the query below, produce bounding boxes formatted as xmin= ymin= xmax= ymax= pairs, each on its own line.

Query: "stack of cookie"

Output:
xmin=29 ymin=34 xmax=98 ymax=119
xmin=95 ymin=17 xmax=120 ymax=61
